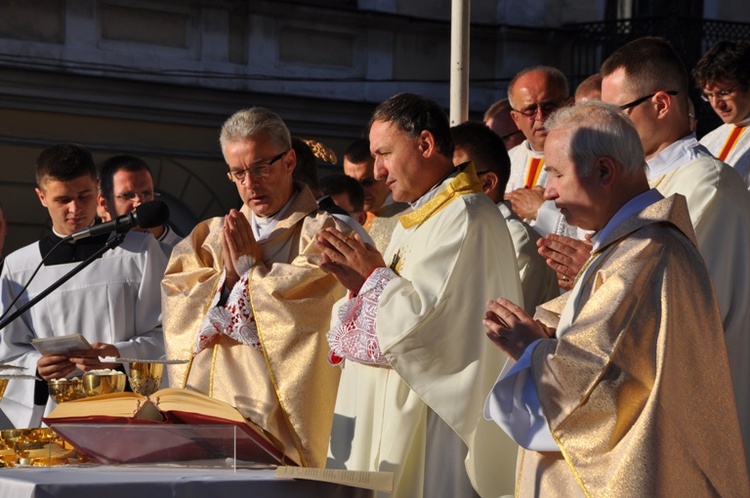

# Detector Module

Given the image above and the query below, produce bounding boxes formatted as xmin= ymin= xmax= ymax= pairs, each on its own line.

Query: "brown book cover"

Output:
xmin=43 ymin=387 xmax=298 ymax=466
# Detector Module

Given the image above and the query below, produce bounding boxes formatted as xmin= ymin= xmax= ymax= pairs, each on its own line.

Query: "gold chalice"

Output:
xmin=83 ymin=370 xmax=126 ymax=397
xmin=48 ymin=378 xmax=86 ymax=404
xmin=128 ymin=362 xmax=163 ymax=396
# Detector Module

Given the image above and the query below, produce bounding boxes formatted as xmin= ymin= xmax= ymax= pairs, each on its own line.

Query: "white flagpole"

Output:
xmin=450 ymin=0 xmax=470 ymax=125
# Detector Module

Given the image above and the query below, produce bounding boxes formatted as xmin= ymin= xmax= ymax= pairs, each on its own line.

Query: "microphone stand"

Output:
xmin=0 ymin=233 xmax=126 ymax=331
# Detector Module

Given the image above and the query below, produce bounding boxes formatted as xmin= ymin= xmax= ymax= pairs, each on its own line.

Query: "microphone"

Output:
xmin=66 ymin=200 xmax=170 ymax=241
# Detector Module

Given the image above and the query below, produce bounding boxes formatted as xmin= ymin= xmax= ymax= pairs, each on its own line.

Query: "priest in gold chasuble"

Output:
xmin=162 ymin=108 xmax=346 ymax=468
xmin=484 ymin=102 xmax=749 ymax=496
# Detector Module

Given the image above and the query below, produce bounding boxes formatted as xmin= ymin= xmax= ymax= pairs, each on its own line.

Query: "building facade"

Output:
xmin=0 ymin=0 xmax=746 ymax=251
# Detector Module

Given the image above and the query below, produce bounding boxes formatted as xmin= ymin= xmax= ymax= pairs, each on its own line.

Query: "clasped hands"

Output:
xmin=537 ymin=233 xmax=592 ymax=290
xmin=484 ymin=298 xmax=555 ymax=360
xmin=222 ymin=209 xmax=261 ymax=290
xmin=316 ymin=227 xmax=385 ymax=293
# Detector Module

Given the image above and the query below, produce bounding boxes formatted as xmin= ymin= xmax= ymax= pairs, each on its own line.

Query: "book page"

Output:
xmin=32 ymin=334 xmax=92 ymax=355
xmin=45 ymin=392 xmax=147 ymax=420
xmin=150 ymin=388 xmax=247 ymax=424
xmin=275 ymin=466 xmax=394 ymax=493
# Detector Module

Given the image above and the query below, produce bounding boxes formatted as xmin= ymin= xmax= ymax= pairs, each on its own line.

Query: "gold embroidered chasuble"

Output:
xmin=363 ymin=199 xmax=410 ymax=253
xmin=518 ymin=195 xmax=749 ymax=497
xmin=161 ymin=186 xmax=345 ymax=467
xmin=329 ymin=164 xmax=523 ymax=498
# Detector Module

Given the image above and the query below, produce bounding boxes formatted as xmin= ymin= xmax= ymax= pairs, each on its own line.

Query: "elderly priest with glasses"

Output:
xmin=161 ymin=107 xmax=349 ymax=467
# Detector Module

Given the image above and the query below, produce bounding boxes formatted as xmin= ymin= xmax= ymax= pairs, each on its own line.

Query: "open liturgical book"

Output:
xmin=43 ymin=388 xmax=297 ymax=466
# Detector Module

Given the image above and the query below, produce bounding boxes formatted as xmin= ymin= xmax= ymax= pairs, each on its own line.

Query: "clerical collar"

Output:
xmin=520 ymin=139 xmax=544 ymax=156
xmin=51 ymin=227 xmax=71 ymax=240
xmin=646 ymin=133 xmax=712 ymax=180
xmin=251 ymin=191 xmax=298 ymax=243
xmin=498 ymin=201 xmax=513 ymax=220
xmin=51 ymin=218 xmax=98 ymax=241
xmin=158 ymin=224 xmax=172 ymax=242
xmin=409 ymin=167 xmax=459 ymax=210
xmin=590 ymin=189 xmax=664 ymax=251
xmin=39 ymin=222 xmax=111 ymax=266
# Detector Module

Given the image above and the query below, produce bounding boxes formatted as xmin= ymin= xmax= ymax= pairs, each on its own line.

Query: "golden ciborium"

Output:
xmin=48 ymin=378 xmax=86 ymax=404
xmin=82 ymin=370 xmax=126 ymax=397
xmin=128 ymin=362 xmax=163 ymax=396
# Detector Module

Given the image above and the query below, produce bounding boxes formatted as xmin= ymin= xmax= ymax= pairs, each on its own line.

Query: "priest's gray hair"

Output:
xmin=220 ymin=107 xmax=292 ymax=152
xmin=544 ymin=101 xmax=646 ymax=177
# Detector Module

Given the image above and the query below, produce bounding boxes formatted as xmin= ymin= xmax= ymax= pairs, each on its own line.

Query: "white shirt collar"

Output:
xmin=498 ymin=201 xmax=513 ymax=220
xmin=409 ymin=169 xmax=459 ymax=210
xmin=646 ymin=133 xmax=712 ymax=179
xmin=53 ymin=220 xmax=96 ymax=241
xmin=523 ymin=139 xmax=545 ymax=156
xmin=250 ymin=191 xmax=298 ymax=243
xmin=158 ymin=224 xmax=171 ymax=242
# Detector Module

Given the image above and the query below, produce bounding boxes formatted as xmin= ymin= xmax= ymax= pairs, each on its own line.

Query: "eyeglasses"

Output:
xmin=701 ymin=85 xmax=738 ymax=102
xmin=112 ymin=191 xmax=159 ymax=201
xmin=357 ymin=178 xmax=381 ymax=188
xmin=501 ymin=129 xmax=524 ymax=141
xmin=226 ymin=150 xmax=289 ymax=182
xmin=511 ymin=99 xmax=565 ymax=119
xmin=619 ymin=90 xmax=678 ymax=112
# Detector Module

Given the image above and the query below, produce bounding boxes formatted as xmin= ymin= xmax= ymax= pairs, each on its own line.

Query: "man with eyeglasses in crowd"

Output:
xmin=97 ymin=154 xmax=182 ymax=257
xmin=693 ymin=40 xmax=750 ymax=189
xmin=342 ymin=138 xmax=409 ymax=252
xmin=540 ymin=37 xmax=750 ymax=471
xmin=160 ymin=107 xmax=348 ymax=468
xmin=483 ymin=98 xmax=524 ymax=150
xmin=505 ymin=66 xmax=578 ymax=240
xmin=602 ymin=39 xmax=750 ymax=473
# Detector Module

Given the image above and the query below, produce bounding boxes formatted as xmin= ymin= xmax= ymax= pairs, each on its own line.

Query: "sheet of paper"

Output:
xmin=274 ymin=466 xmax=393 ymax=493
xmin=31 ymin=334 xmax=92 ymax=355
xmin=114 ymin=357 xmax=189 ymax=364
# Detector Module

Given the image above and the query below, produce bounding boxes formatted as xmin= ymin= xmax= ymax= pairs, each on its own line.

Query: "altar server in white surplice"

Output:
xmin=0 ymin=144 xmax=166 ymax=428
xmin=693 ymin=40 xmax=750 ymax=188
xmin=599 ymin=37 xmax=750 ymax=470
xmin=317 ymin=93 xmax=523 ymax=498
